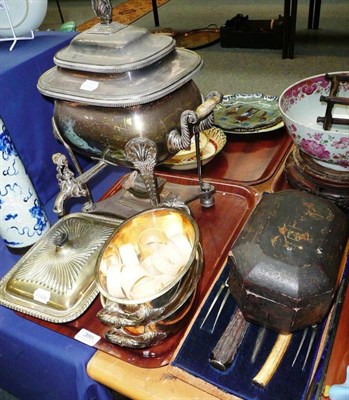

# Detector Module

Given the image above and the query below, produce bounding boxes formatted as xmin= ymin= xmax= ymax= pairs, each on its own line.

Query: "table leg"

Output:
xmin=313 ymin=0 xmax=322 ymax=29
xmin=56 ymin=0 xmax=65 ymax=23
xmin=308 ymin=0 xmax=322 ymax=29
xmin=152 ymin=0 xmax=160 ymax=26
xmin=282 ymin=0 xmax=291 ymax=59
xmin=288 ymin=0 xmax=298 ymax=59
xmin=308 ymin=0 xmax=315 ymax=28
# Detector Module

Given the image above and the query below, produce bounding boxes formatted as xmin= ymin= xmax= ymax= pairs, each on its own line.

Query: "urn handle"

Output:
xmin=196 ymin=93 xmax=221 ymax=121
xmin=167 ymin=91 xmax=222 ymax=154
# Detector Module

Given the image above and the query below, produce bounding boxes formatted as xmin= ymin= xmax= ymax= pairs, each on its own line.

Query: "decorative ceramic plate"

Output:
xmin=169 ymin=131 xmax=209 ymax=162
xmin=0 ymin=0 xmax=48 ymax=38
xmin=162 ymin=127 xmax=227 ymax=170
xmin=219 ymin=120 xmax=284 ymax=135
xmin=213 ymin=93 xmax=284 ymax=133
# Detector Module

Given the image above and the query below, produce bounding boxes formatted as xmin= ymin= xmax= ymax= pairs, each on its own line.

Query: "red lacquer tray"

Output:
xmin=20 ymin=177 xmax=259 ymax=368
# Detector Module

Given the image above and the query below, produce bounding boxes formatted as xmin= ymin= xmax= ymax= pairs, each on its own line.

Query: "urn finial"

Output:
xmin=91 ymin=0 xmax=112 ymax=24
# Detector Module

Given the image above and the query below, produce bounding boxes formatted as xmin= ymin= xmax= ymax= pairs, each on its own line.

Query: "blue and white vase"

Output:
xmin=0 ymin=116 xmax=50 ymax=248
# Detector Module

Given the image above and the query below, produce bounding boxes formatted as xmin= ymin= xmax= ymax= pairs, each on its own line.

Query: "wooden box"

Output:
xmin=220 ymin=15 xmax=283 ymax=49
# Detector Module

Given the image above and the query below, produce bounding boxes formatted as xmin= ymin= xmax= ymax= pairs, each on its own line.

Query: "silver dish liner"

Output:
xmin=0 ymin=213 xmax=124 ymax=323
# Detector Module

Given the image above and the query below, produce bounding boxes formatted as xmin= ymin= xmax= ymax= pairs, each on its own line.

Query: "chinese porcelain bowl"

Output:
xmin=279 ymin=72 xmax=349 ymax=171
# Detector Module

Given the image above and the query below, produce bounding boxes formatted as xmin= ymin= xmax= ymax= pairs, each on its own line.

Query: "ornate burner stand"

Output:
xmin=285 ymin=72 xmax=349 ymax=210
xmin=317 ymin=73 xmax=349 ymax=130
xmin=285 ymin=148 xmax=349 ymax=210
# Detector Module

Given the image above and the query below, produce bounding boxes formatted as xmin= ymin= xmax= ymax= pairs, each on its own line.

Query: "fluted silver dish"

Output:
xmin=0 ymin=213 xmax=123 ymax=323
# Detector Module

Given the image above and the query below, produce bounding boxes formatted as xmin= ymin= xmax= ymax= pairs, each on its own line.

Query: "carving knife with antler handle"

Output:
xmin=209 ymin=307 xmax=249 ymax=371
xmin=209 ymin=305 xmax=293 ymax=387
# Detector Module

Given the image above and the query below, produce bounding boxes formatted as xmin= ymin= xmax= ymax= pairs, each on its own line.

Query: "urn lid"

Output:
xmin=38 ymin=0 xmax=204 ymax=106
xmin=37 ymin=18 xmax=204 ymax=107
xmin=53 ymin=22 xmax=176 ymax=73
xmin=38 ymin=47 xmax=203 ymax=107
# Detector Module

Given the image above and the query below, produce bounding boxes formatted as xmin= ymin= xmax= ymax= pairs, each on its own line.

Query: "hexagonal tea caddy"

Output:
xmin=228 ymin=190 xmax=349 ymax=333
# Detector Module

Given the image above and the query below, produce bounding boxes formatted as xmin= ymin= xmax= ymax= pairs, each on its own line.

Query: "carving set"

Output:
xmin=193 ymin=266 xmax=348 ymax=400
xmin=200 ymin=284 xmax=320 ymax=388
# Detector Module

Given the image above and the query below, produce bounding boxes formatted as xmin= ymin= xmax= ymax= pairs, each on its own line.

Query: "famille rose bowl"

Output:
xmin=279 ymin=72 xmax=349 ymax=171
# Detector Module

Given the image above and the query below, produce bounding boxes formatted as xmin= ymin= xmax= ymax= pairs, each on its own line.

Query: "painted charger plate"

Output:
xmin=213 ymin=93 xmax=283 ymax=133
xmin=162 ymin=127 xmax=227 ymax=170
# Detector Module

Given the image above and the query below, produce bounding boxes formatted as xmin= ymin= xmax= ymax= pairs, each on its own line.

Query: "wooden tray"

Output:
xmin=19 ymin=177 xmax=258 ymax=368
xmin=321 ymin=284 xmax=349 ymax=398
xmin=158 ymin=127 xmax=292 ymax=186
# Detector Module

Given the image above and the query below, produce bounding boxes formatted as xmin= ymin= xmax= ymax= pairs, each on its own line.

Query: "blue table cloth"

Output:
xmin=0 ymin=31 xmax=129 ymax=400
xmin=1 ymin=30 xmax=83 ymax=205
